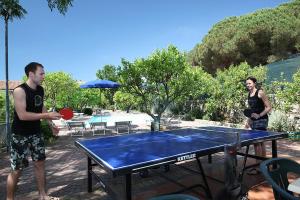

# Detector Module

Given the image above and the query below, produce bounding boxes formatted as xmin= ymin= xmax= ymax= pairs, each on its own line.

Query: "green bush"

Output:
xmin=54 ymin=107 xmax=63 ymax=112
xmin=182 ymin=113 xmax=195 ymax=121
xmin=268 ymin=110 xmax=296 ymax=132
xmin=202 ymin=114 xmax=211 ymax=121
xmin=0 ymin=92 xmax=14 ymax=123
xmin=41 ymin=121 xmax=57 ymax=144
xmin=202 ymin=108 xmax=226 ymax=122
xmin=169 ymin=102 xmax=184 ymax=115
xmin=82 ymin=107 xmax=93 ymax=115
xmin=190 ymin=109 xmax=204 ymax=119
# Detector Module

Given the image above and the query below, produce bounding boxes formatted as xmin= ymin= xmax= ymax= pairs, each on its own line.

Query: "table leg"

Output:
xmin=88 ymin=157 xmax=92 ymax=192
xmin=272 ymin=140 xmax=277 ymax=158
xmin=125 ymin=173 xmax=132 ymax=200
xmin=272 ymin=140 xmax=278 ymax=169
xmin=208 ymin=154 xmax=212 ymax=163
xmin=196 ymin=157 xmax=212 ymax=199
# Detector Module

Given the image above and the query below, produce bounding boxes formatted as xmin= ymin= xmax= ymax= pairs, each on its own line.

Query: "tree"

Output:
xmin=47 ymin=0 xmax=73 ymax=15
xmin=114 ymin=91 xmax=140 ymax=113
xmin=171 ymin=67 xmax=214 ymax=119
xmin=43 ymin=72 xmax=78 ymax=109
xmin=42 ymin=72 xmax=103 ymax=111
xmin=96 ymin=64 xmax=120 ymax=106
xmin=188 ymin=0 xmax=300 ymax=74
xmin=0 ymin=0 xmax=73 ymax=149
xmin=0 ymin=0 xmax=27 ymax=149
xmin=119 ymin=45 xmax=204 ymax=124
xmin=70 ymin=88 xmax=102 ymax=111
xmin=96 ymin=64 xmax=119 ymax=82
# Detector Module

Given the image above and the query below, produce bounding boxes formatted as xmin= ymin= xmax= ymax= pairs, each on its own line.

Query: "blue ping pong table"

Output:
xmin=75 ymin=126 xmax=287 ymax=200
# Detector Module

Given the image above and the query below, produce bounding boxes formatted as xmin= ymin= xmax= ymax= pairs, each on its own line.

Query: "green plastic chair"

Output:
xmin=260 ymin=158 xmax=300 ymax=200
xmin=148 ymin=194 xmax=200 ymax=200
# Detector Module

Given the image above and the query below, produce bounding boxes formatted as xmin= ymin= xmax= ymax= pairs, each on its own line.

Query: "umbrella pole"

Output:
xmin=99 ymin=88 xmax=102 ymax=121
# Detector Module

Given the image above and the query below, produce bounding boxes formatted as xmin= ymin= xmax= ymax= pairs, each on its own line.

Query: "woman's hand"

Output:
xmin=251 ymin=113 xmax=260 ymax=119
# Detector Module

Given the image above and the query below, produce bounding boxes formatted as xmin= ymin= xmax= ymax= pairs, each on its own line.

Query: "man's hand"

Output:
xmin=47 ymin=112 xmax=62 ymax=120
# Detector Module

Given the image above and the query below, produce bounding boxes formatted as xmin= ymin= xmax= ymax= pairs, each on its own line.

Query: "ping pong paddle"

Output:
xmin=59 ymin=108 xmax=73 ymax=120
xmin=243 ymin=108 xmax=253 ymax=118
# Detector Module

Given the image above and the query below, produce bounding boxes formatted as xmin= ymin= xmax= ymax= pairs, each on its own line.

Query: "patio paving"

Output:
xmin=0 ymin=118 xmax=299 ymax=200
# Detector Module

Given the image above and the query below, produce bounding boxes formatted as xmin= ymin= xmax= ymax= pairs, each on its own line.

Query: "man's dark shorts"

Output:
xmin=10 ymin=133 xmax=46 ymax=171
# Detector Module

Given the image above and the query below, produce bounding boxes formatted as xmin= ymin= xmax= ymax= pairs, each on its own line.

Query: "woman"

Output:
xmin=245 ymin=77 xmax=272 ymax=175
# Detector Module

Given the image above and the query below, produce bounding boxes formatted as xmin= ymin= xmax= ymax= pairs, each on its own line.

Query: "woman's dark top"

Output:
xmin=12 ymin=83 xmax=44 ymax=136
xmin=248 ymin=89 xmax=267 ymax=121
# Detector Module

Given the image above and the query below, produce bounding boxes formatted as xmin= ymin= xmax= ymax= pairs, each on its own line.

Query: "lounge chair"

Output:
xmin=160 ymin=114 xmax=183 ymax=128
xmin=115 ymin=121 xmax=131 ymax=134
xmin=90 ymin=122 xmax=107 ymax=136
xmin=66 ymin=121 xmax=86 ymax=136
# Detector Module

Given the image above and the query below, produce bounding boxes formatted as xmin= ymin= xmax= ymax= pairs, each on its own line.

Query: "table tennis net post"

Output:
xmin=224 ymin=131 xmax=241 ymax=190
xmin=224 ymin=131 xmax=241 ymax=154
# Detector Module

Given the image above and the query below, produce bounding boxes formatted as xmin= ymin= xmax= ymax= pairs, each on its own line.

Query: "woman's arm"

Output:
xmin=258 ymin=90 xmax=272 ymax=117
xmin=245 ymin=118 xmax=252 ymax=129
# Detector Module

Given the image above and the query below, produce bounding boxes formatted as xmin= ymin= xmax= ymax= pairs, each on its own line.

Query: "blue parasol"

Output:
xmin=80 ymin=79 xmax=120 ymax=89
xmin=80 ymin=79 xmax=121 ymax=113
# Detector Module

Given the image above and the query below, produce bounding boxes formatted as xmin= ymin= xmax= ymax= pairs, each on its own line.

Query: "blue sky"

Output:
xmin=0 ymin=0 xmax=290 ymax=82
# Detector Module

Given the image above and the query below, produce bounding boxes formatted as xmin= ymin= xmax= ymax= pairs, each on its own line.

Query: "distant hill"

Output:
xmin=266 ymin=54 xmax=300 ymax=84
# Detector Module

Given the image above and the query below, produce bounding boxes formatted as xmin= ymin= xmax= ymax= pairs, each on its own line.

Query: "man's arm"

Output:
xmin=42 ymin=106 xmax=55 ymax=126
xmin=13 ymin=87 xmax=61 ymax=121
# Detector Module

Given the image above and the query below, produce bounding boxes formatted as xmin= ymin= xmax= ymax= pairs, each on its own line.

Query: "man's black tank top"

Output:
xmin=248 ymin=89 xmax=268 ymax=120
xmin=12 ymin=83 xmax=44 ymax=136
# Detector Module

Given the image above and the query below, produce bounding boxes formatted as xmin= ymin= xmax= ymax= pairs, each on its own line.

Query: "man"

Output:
xmin=6 ymin=62 xmax=61 ymax=200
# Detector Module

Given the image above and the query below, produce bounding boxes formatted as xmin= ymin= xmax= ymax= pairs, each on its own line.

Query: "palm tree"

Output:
xmin=47 ymin=0 xmax=73 ymax=15
xmin=0 ymin=0 xmax=73 ymax=150
xmin=0 ymin=0 xmax=27 ymax=150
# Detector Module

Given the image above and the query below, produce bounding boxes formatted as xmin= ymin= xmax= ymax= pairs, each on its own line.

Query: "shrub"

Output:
xmin=41 ymin=121 xmax=57 ymax=144
xmin=190 ymin=109 xmax=204 ymax=119
xmin=55 ymin=107 xmax=63 ymax=112
xmin=268 ymin=110 xmax=296 ymax=132
xmin=202 ymin=114 xmax=211 ymax=121
xmin=169 ymin=102 xmax=184 ymax=115
xmin=182 ymin=113 xmax=195 ymax=121
xmin=82 ymin=107 xmax=93 ymax=115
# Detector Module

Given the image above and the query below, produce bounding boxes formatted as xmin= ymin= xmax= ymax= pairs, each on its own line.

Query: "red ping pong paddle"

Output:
xmin=59 ymin=108 xmax=73 ymax=120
